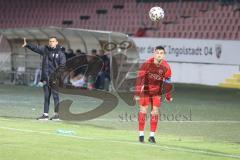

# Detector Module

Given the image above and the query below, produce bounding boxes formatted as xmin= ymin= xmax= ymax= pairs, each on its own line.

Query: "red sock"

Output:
xmin=150 ymin=114 xmax=159 ymax=132
xmin=138 ymin=112 xmax=146 ymax=131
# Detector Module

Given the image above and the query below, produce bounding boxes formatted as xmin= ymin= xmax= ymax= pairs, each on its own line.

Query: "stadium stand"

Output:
xmin=0 ymin=0 xmax=239 ymax=40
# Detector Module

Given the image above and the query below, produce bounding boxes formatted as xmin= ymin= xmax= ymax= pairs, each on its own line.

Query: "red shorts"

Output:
xmin=139 ymin=95 xmax=161 ymax=107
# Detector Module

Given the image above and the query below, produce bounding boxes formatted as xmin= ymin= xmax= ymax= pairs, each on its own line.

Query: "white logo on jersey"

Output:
xmin=148 ymin=72 xmax=163 ymax=80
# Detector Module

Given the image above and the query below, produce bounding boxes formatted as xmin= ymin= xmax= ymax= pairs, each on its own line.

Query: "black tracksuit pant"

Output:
xmin=43 ymin=84 xmax=59 ymax=114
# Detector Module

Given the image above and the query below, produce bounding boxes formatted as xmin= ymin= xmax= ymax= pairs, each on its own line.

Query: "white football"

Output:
xmin=149 ymin=6 xmax=165 ymax=22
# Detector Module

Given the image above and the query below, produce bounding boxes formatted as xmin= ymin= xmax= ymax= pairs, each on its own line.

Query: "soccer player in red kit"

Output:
xmin=135 ymin=46 xmax=173 ymax=143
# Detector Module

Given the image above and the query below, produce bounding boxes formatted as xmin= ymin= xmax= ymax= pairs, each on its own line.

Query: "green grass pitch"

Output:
xmin=0 ymin=84 xmax=239 ymax=160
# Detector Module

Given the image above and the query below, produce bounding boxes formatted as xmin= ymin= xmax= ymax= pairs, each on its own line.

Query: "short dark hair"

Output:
xmin=49 ymin=36 xmax=58 ymax=41
xmin=91 ymin=49 xmax=97 ymax=54
xmin=76 ymin=49 xmax=81 ymax=53
xmin=155 ymin=46 xmax=165 ymax=51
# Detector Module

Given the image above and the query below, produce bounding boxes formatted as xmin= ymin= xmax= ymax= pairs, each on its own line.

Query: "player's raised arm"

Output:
xmin=22 ymin=37 xmax=27 ymax=48
xmin=22 ymin=38 xmax=44 ymax=55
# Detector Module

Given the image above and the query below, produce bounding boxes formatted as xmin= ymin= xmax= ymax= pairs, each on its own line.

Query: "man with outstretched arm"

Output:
xmin=22 ymin=37 xmax=66 ymax=120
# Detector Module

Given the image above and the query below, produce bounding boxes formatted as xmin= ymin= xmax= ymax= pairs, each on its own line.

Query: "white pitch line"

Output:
xmin=91 ymin=119 xmax=240 ymax=123
xmin=0 ymin=126 xmax=95 ymax=140
xmin=163 ymin=121 xmax=240 ymax=123
xmin=0 ymin=118 xmax=240 ymax=124
xmin=0 ymin=126 xmax=239 ymax=159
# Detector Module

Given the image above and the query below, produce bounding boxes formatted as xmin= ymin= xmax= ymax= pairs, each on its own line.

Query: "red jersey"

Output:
xmin=135 ymin=58 xmax=171 ymax=96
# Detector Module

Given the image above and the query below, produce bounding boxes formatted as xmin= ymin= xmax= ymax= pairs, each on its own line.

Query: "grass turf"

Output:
xmin=0 ymin=84 xmax=240 ymax=160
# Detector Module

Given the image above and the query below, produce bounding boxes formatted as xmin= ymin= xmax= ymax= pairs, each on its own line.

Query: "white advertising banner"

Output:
xmin=132 ymin=37 xmax=240 ymax=65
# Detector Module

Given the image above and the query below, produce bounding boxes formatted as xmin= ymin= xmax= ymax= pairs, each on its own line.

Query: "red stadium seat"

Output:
xmin=0 ymin=0 xmax=239 ymax=40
